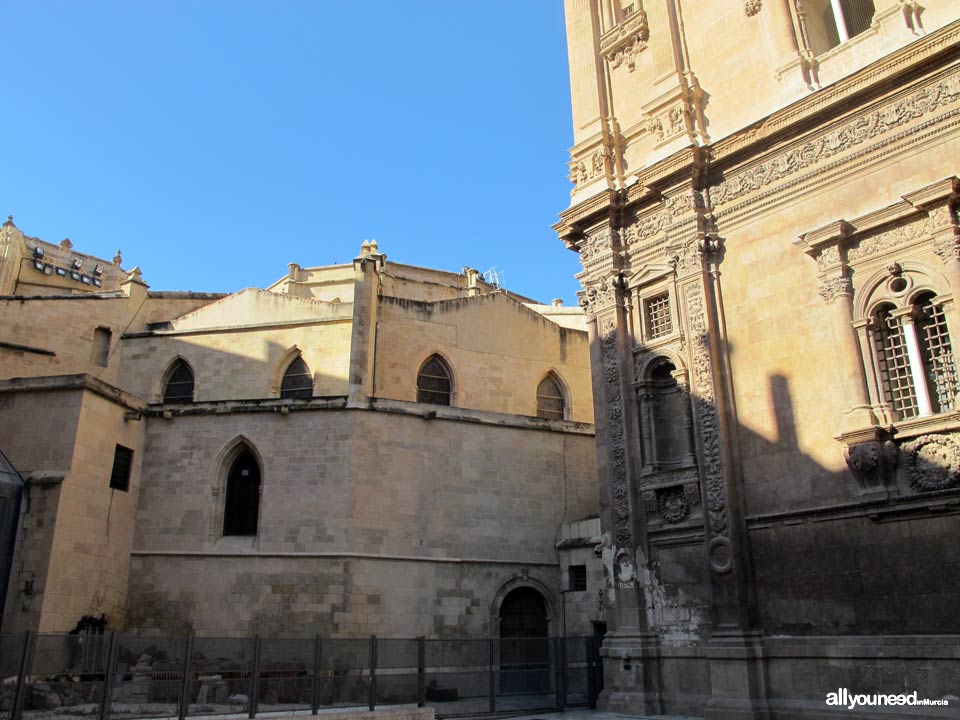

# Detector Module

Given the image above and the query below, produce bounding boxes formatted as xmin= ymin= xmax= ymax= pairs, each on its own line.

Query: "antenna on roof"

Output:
xmin=483 ymin=267 xmax=504 ymax=289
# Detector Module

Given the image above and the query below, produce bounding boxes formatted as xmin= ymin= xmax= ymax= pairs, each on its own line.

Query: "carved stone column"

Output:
xmin=670 ymin=227 xmax=770 ymax=720
xmin=578 ymin=224 xmax=662 ymax=716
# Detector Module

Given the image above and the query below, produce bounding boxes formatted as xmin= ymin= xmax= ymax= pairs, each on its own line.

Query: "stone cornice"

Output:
xmin=0 ymin=373 xmax=147 ymax=412
xmin=146 ymin=395 xmax=595 ymax=435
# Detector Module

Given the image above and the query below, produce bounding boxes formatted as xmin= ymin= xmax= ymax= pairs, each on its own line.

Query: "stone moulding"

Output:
xmin=710 ymin=69 xmax=960 ymax=208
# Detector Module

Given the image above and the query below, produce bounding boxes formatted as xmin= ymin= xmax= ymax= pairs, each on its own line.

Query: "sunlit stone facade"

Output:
xmin=557 ymin=1 xmax=960 ymax=717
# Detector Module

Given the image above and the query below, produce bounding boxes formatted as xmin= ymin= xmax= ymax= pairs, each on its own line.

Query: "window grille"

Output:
xmin=110 ymin=445 xmax=133 ymax=492
xmin=163 ymin=360 xmax=194 ymax=403
xmin=646 ymin=293 xmax=673 ymax=339
xmin=417 ymin=356 xmax=452 ymax=406
xmin=873 ymin=305 xmax=918 ymax=419
xmin=536 ymin=374 xmax=565 ymax=420
xmin=569 ymin=565 xmax=587 ymax=592
xmin=918 ymin=295 xmax=958 ymax=413
xmin=280 ymin=356 xmax=313 ymax=399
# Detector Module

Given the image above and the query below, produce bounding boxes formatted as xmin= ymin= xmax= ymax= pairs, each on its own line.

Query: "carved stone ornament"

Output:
xmin=579 ymin=272 xmax=624 ymax=315
xmin=600 ymin=10 xmax=650 ymax=72
xmin=902 ymin=434 xmax=960 ymax=492
xmin=847 ymin=216 xmax=934 ymax=263
xmin=594 ymin=531 xmax=618 ymax=609
xmin=744 ymin=0 xmax=762 ymax=16
xmin=568 ymin=148 xmax=614 ymax=188
xmin=657 ymin=486 xmax=690 ymax=524
xmin=710 ymin=73 xmax=960 ymax=207
xmin=614 ymin=547 xmax=636 ymax=586
xmin=685 ymin=283 xmax=729 ymax=538
xmin=601 ymin=322 xmax=633 ymax=547
xmin=818 ymin=274 xmax=853 ymax=302
xmin=843 ymin=439 xmax=898 ymax=496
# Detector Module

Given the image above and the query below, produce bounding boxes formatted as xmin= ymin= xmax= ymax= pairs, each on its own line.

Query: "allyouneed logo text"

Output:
xmin=826 ymin=688 xmax=950 ymax=710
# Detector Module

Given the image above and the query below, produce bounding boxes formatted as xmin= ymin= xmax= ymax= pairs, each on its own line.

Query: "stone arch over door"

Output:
xmin=491 ymin=578 xmax=555 ymax=694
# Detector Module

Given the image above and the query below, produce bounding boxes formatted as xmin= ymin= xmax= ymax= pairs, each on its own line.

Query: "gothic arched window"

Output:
xmin=223 ymin=447 xmax=261 ymax=536
xmin=536 ymin=373 xmax=566 ymax=420
xmin=417 ymin=355 xmax=452 ymax=406
xmin=163 ymin=360 xmax=195 ymax=403
xmin=280 ymin=356 xmax=313 ymax=399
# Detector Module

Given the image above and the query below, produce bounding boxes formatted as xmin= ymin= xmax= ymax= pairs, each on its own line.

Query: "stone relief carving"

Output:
xmin=579 ymin=271 xmax=624 ymax=315
xmin=844 ymin=439 xmax=898 ymax=497
xmin=685 ymin=283 xmax=729 ymax=538
xmin=578 ymin=227 xmax=615 ymax=271
xmin=601 ymin=320 xmax=633 ymax=547
xmin=568 ymin=147 xmax=614 ymax=189
xmin=711 ymin=73 xmax=960 ymax=207
xmin=847 ymin=216 xmax=935 ymax=262
xmin=600 ymin=10 xmax=650 ymax=72
xmin=568 ymin=160 xmax=588 ymax=187
xmin=744 ymin=0 xmax=762 ymax=15
xmin=818 ymin=274 xmax=853 ymax=302
xmin=657 ymin=486 xmax=690 ymax=523
xmin=816 ymin=245 xmax=841 ymax=271
xmin=614 ymin=547 xmax=637 ymax=585
xmin=594 ymin=531 xmax=617 ymax=609
xmin=902 ymin=434 xmax=960 ymax=492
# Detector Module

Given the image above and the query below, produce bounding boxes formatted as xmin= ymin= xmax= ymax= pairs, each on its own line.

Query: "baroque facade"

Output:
xmin=557 ymin=1 xmax=960 ymax=718
xmin=0 ymin=222 xmax=603 ymax=641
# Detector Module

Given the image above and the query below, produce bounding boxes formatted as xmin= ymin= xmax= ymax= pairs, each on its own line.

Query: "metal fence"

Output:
xmin=0 ymin=632 xmax=601 ymax=720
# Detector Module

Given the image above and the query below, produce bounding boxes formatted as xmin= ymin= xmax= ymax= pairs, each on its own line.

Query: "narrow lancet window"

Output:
xmin=280 ymin=356 xmax=313 ymax=399
xmin=417 ymin=355 xmax=452 ymax=406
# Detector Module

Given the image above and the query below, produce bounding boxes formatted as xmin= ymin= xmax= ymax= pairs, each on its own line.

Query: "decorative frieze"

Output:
xmin=744 ymin=0 xmax=762 ymax=16
xmin=847 ymin=215 xmax=935 ymax=262
xmin=710 ymin=72 xmax=960 ymax=207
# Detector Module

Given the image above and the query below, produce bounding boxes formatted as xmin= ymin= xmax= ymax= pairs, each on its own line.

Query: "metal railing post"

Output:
xmin=177 ymin=632 xmax=194 ymax=720
xmin=367 ymin=635 xmax=377 ymax=711
xmin=416 ymin=636 xmax=425 ymax=708
xmin=248 ymin=635 xmax=261 ymax=719
xmin=98 ymin=632 xmax=120 ymax=720
xmin=310 ymin=635 xmax=321 ymax=715
xmin=586 ymin=636 xmax=597 ymax=709
xmin=11 ymin=629 xmax=34 ymax=720
xmin=487 ymin=638 xmax=495 ymax=714
xmin=554 ymin=637 xmax=562 ymax=710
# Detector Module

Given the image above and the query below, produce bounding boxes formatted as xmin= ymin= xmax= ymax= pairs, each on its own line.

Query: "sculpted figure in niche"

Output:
xmin=593 ymin=531 xmax=618 ymax=607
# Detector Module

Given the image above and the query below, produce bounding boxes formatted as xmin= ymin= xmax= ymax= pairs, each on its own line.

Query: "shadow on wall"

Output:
xmin=631 ymin=333 xmax=960 ymax=641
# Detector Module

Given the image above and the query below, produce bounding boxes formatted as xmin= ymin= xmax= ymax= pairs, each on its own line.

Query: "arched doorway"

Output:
xmin=499 ymin=587 xmax=549 ymax=694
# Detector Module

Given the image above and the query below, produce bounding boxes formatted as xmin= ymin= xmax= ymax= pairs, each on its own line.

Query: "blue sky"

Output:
xmin=3 ymin=1 xmax=583 ymax=304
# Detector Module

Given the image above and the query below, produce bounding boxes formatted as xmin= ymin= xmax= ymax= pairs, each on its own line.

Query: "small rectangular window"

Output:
xmin=645 ymin=293 xmax=673 ymax=339
xmin=110 ymin=444 xmax=133 ymax=492
xmin=569 ymin=564 xmax=587 ymax=592
xmin=91 ymin=327 xmax=112 ymax=367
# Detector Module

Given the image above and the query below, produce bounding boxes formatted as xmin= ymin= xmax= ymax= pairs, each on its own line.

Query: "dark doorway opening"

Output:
xmin=499 ymin=587 xmax=549 ymax=694
xmin=223 ymin=448 xmax=261 ymax=536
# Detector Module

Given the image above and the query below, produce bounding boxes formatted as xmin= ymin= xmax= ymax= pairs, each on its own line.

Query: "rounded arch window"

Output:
xmin=417 ymin=355 xmax=452 ymax=406
xmin=280 ymin=355 xmax=313 ymax=399
xmin=223 ymin=447 xmax=261 ymax=536
xmin=867 ymin=287 xmax=958 ymax=420
xmin=163 ymin=359 xmax=194 ymax=403
xmin=536 ymin=373 xmax=566 ymax=420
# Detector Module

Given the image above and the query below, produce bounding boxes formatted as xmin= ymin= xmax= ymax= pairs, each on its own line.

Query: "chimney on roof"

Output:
xmin=552 ymin=298 xmax=563 ymax=307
